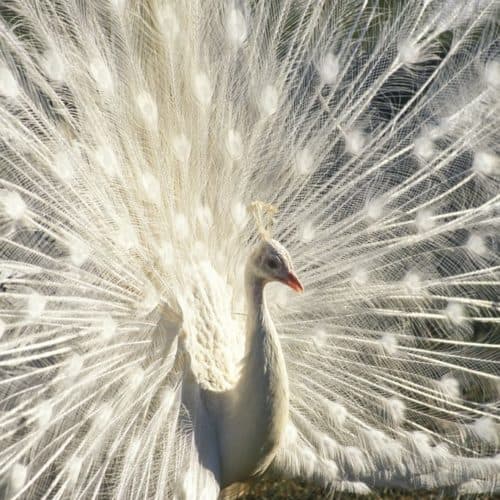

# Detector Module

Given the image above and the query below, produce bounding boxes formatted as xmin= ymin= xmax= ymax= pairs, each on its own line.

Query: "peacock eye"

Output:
xmin=266 ymin=257 xmax=280 ymax=270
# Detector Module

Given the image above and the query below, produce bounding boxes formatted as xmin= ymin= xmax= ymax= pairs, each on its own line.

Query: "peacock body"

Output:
xmin=0 ymin=0 xmax=499 ymax=498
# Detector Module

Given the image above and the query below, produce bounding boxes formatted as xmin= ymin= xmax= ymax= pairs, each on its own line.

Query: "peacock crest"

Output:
xmin=249 ymin=200 xmax=278 ymax=240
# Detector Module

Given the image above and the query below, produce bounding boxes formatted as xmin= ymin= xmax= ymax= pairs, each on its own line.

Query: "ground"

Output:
xmin=239 ymin=480 xmax=496 ymax=499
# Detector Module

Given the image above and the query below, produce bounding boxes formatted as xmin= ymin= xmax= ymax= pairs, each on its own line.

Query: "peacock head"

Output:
xmin=249 ymin=238 xmax=303 ymax=292
xmin=247 ymin=200 xmax=303 ymax=292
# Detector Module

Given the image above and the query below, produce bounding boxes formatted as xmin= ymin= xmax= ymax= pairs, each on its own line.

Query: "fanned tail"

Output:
xmin=0 ymin=0 xmax=499 ymax=497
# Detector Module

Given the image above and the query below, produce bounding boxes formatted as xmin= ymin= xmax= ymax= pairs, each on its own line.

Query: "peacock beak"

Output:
xmin=283 ymin=271 xmax=304 ymax=293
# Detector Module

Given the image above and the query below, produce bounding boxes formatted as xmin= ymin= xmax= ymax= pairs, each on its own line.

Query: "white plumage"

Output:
xmin=0 ymin=0 xmax=499 ymax=498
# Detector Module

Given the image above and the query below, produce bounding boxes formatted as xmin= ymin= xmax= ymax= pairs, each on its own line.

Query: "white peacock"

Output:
xmin=0 ymin=1 xmax=498 ymax=499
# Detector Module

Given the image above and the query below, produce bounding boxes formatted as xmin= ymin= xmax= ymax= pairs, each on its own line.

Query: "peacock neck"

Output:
xmin=243 ymin=268 xmax=282 ymax=371
xmin=244 ymin=270 xmax=266 ymax=348
xmin=218 ymin=266 xmax=290 ymax=487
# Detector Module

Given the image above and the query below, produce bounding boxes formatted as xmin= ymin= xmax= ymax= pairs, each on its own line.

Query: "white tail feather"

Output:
xmin=0 ymin=0 xmax=499 ymax=497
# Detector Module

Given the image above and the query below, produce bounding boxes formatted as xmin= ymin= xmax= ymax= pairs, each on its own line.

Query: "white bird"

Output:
xmin=0 ymin=0 xmax=499 ymax=498
xmin=217 ymin=232 xmax=302 ymax=488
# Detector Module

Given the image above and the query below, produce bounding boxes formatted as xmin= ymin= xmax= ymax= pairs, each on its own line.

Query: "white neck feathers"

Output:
xmin=217 ymin=265 xmax=289 ymax=487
